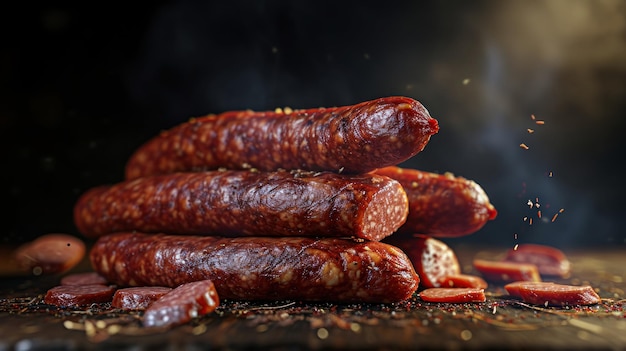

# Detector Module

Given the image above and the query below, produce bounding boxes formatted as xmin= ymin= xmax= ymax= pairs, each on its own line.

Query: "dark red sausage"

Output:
xmin=143 ymin=280 xmax=219 ymax=328
xmin=44 ymin=284 xmax=115 ymax=307
xmin=373 ymin=166 xmax=497 ymax=237
xmin=74 ymin=170 xmax=408 ymax=241
xmin=473 ymin=259 xmax=541 ymax=283
xmin=89 ymin=232 xmax=420 ymax=303
xmin=112 ymin=287 xmax=173 ymax=310
xmin=419 ymin=288 xmax=486 ymax=303
xmin=438 ymin=274 xmax=488 ymax=289
xmin=507 ymin=282 xmax=600 ymax=306
xmin=124 ymin=96 xmax=439 ymax=179
xmin=61 ymin=272 xmax=108 ymax=286
xmin=503 ymin=244 xmax=571 ymax=278
xmin=384 ymin=234 xmax=460 ymax=288
xmin=14 ymin=234 xmax=85 ymax=275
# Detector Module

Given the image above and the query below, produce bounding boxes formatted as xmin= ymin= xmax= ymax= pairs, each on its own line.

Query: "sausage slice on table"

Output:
xmin=112 ymin=287 xmax=173 ymax=310
xmin=419 ymin=288 xmax=486 ymax=303
xmin=473 ymin=259 xmax=541 ymax=283
xmin=74 ymin=170 xmax=408 ymax=241
xmin=503 ymin=244 xmax=571 ymax=278
xmin=143 ymin=280 xmax=219 ymax=328
xmin=505 ymin=282 xmax=600 ymax=306
xmin=44 ymin=284 xmax=115 ymax=307
xmin=125 ymin=96 xmax=439 ymax=179
xmin=90 ymin=233 xmax=420 ymax=303
xmin=373 ymin=166 xmax=497 ymax=237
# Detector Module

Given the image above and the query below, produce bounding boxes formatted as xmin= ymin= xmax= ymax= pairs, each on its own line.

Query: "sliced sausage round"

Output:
xmin=419 ymin=288 xmax=486 ymax=303
xmin=510 ymin=282 xmax=600 ymax=306
xmin=437 ymin=274 xmax=488 ymax=289
xmin=143 ymin=280 xmax=219 ymax=328
xmin=473 ymin=259 xmax=541 ymax=284
xmin=503 ymin=244 xmax=571 ymax=278
xmin=112 ymin=287 xmax=173 ymax=310
xmin=44 ymin=284 xmax=115 ymax=307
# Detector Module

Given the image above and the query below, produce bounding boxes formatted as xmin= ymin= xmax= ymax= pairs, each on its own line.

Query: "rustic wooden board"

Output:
xmin=1 ymin=247 xmax=625 ymax=350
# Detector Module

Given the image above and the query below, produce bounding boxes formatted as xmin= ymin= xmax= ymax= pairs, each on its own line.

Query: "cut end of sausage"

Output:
xmin=359 ymin=178 xmax=409 ymax=241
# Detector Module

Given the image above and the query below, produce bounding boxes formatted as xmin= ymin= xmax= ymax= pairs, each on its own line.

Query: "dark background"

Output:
xmin=2 ymin=0 xmax=625 ymax=249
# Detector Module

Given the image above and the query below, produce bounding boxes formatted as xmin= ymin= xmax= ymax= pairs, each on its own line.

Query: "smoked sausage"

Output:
xmin=373 ymin=166 xmax=497 ymax=237
xmin=124 ymin=96 xmax=439 ymax=179
xmin=89 ymin=232 xmax=420 ymax=303
xmin=74 ymin=170 xmax=408 ymax=241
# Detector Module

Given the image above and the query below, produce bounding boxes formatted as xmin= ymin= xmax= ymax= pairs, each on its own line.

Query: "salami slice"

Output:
xmin=125 ymin=96 xmax=439 ymax=179
xmin=90 ymin=232 xmax=420 ymax=303
xmin=14 ymin=234 xmax=85 ymax=275
xmin=384 ymin=235 xmax=460 ymax=288
xmin=419 ymin=288 xmax=486 ymax=303
xmin=473 ymin=259 xmax=541 ymax=283
xmin=44 ymin=284 xmax=115 ymax=307
xmin=508 ymin=282 xmax=600 ymax=306
xmin=143 ymin=280 xmax=219 ymax=327
xmin=503 ymin=244 xmax=571 ymax=278
xmin=438 ymin=274 xmax=488 ymax=289
xmin=373 ymin=166 xmax=497 ymax=237
xmin=74 ymin=170 xmax=408 ymax=242
xmin=61 ymin=272 xmax=108 ymax=286
xmin=504 ymin=281 xmax=555 ymax=298
xmin=112 ymin=287 xmax=173 ymax=310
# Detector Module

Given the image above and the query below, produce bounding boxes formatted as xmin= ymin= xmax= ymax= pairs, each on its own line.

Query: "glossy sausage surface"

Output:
xmin=125 ymin=96 xmax=439 ymax=179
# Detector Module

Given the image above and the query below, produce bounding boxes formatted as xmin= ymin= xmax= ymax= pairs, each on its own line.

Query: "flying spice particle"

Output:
xmin=527 ymin=200 xmax=533 ymax=208
xmin=520 ymin=143 xmax=529 ymax=150
xmin=537 ymin=210 xmax=542 ymax=219
xmin=513 ymin=244 xmax=519 ymax=250
xmin=527 ymin=128 xmax=535 ymax=134
xmin=531 ymin=114 xmax=536 ymax=121
xmin=551 ymin=213 xmax=559 ymax=222
xmin=535 ymin=120 xmax=545 ymax=125
xmin=549 ymin=171 xmax=553 ymax=177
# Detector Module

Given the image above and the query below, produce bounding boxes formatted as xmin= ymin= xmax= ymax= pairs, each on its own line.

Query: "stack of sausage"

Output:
xmin=72 ymin=96 xmax=498 ymax=309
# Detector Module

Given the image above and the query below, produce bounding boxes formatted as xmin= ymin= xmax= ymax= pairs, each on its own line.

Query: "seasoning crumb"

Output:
xmin=535 ymin=120 xmax=545 ymax=125
xmin=527 ymin=128 xmax=535 ymax=134
xmin=520 ymin=143 xmax=529 ymax=150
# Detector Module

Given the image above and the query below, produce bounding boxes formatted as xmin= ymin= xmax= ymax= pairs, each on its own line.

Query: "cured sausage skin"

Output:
xmin=125 ymin=96 xmax=439 ymax=179
xmin=74 ymin=170 xmax=408 ymax=241
xmin=373 ymin=167 xmax=497 ymax=237
xmin=89 ymin=232 xmax=420 ymax=303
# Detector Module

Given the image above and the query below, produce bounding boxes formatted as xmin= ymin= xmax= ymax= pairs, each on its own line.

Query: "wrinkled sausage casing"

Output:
xmin=90 ymin=233 xmax=420 ymax=303
xmin=74 ymin=170 xmax=408 ymax=241
xmin=125 ymin=96 xmax=439 ymax=179
xmin=373 ymin=166 xmax=497 ymax=237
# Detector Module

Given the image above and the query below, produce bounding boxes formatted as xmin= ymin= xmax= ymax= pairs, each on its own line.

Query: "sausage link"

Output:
xmin=89 ymin=232 xmax=420 ymax=303
xmin=125 ymin=96 xmax=439 ymax=179
xmin=74 ymin=170 xmax=408 ymax=241
xmin=373 ymin=166 xmax=497 ymax=237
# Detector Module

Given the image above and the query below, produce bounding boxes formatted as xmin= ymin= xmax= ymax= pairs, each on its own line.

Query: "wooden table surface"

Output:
xmin=1 ymin=245 xmax=625 ymax=351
